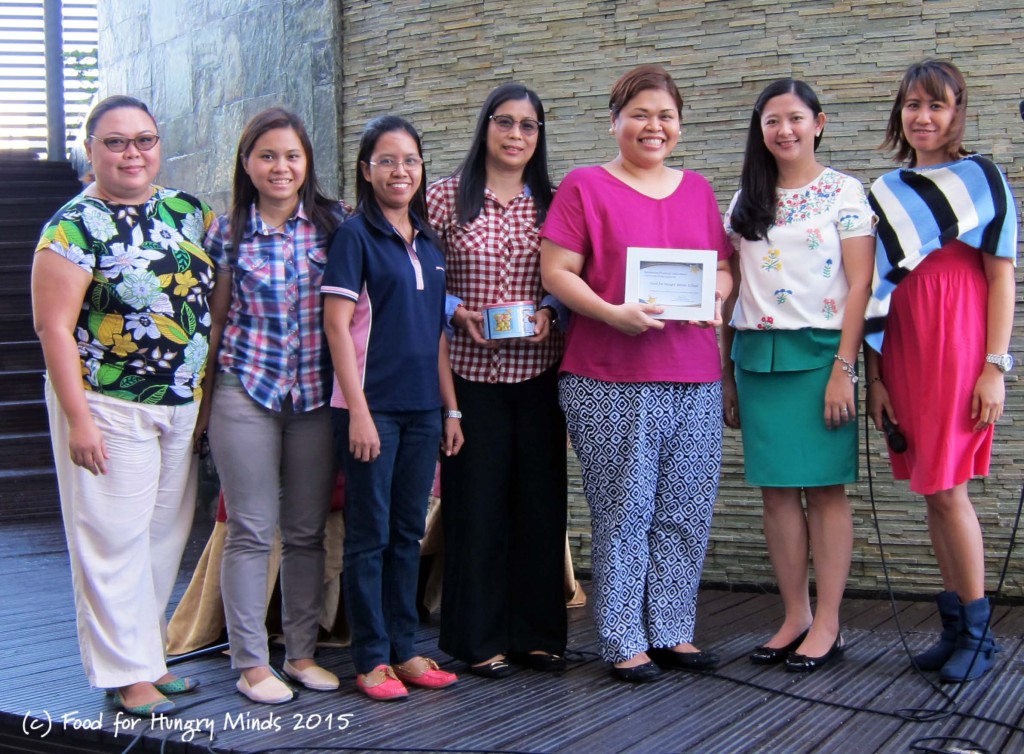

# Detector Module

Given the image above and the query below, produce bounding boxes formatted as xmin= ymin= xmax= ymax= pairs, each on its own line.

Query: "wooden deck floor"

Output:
xmin=1 ymin=516 xmax=1022 ymax=754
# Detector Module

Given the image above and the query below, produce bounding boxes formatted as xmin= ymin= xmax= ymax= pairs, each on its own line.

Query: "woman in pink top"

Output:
xmin=541 ymin=64 xmax=732 ymax=683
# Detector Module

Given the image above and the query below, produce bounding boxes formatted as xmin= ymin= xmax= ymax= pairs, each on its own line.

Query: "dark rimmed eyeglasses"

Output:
xmin=90 ymin=134 xmax=161 ymax=153
xmin=489 ymin=115 xmax=542 ymax=136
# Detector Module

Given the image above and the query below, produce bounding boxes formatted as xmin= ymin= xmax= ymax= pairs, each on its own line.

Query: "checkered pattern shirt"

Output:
xmin=427 ymin=176 xmax=562 ymax=384
xmin=206 ymin=201 xmax=349 ymax=412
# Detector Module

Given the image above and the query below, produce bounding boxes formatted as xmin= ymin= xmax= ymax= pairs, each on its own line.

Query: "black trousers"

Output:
xmin=439 ymin=365 xmax=569 ymax=664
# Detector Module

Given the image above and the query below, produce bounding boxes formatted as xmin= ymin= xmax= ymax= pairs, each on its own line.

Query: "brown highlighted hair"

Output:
xmin=608 ymin=64 xmax=683 ymax=119
xmin=882 ymin=59 xmax=971 ymax=167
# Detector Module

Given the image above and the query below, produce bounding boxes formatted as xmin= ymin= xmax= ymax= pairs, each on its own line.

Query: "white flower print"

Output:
xmin=115 ymin=269 xmax=163 ymax=308
xmin=81 ymin=204 xmax=117 ymax=241
xmin=181 ymin=210 xmax=205 ymax=244
xmin=83 ymin=358 xmax=102 ymax=388
xmin=124 ymin=313 xmax=161 ymax=340
xmin=100 ymin=242 xmax=164 ymax=279
xmin=150 ymin=219 xmax=184 ymax=250
xmin=63 ymin=243 xmax=94 ymax=274
xmin=170 ymin=363 xmax=195 ymax=398
xmin=149 ymin=292 xmax=174 ymax=315
xmin=183 ymin=332 xmax=208 ymax=375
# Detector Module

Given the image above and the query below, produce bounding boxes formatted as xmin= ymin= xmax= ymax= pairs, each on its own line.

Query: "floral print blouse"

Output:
xmin=725 ymin=168 xmax=874 ymax=332
xmin=36 ymin=188 xmax=216 ymax=405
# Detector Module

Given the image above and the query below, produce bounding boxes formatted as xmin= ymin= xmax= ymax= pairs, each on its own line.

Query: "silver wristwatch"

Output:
xmin=985 ymin=353 xmax=1014 ymax=373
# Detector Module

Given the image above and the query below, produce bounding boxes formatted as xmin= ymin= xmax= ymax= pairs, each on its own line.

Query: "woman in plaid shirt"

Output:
xmin=427 ymin=83 xmax=568 ymax=678
xmin=199 ymin=108 xmax=348 ymax=704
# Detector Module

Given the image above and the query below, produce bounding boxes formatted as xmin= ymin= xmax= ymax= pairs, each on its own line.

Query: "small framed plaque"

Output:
xmin=624 ymin=247 xmax=718 ymax=321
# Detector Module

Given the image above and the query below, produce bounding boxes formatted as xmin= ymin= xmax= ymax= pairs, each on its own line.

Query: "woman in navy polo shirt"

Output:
xmin=323 ymin=115 xmax=464 ymax=701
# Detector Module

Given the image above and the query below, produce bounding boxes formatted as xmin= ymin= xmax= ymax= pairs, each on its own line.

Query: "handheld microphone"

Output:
xmin=882 ymin=412 xmax=907 ymax=453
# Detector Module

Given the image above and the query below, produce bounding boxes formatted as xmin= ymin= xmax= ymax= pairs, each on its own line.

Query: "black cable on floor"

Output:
xmin=861 ymin=405 xmax=1024 ymax=753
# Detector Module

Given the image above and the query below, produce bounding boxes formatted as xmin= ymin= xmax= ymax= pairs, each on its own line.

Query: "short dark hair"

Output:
xmin=882 ymin=59 xmax=971 ymax=167
xmin=354 ymin=115 xmax=431 ymax=233
xmin=228 ymin=107 xmax=340 ymax=252
xmin=608 ymin=64 xmax=683 ymax=119
xmin=731 ymin=79 xmax=824 ymax=241
xmin=85 ymin=95 xmax=154 ymax=137
xmin=452 ymin=83 xmax=553 ymax=226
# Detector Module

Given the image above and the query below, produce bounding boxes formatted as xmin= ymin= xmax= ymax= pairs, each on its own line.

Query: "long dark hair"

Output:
xmin=228 ymin=107 xmax=340 ymax=252
xmin=354 ymin=115 xmax=432 ymax=234
xmin=881 ymin=59 xmax=971 ymax=167
xmin=730 ymin=79 xmax=824 ymax=242
xmin=452 ymin=83 xmax=553 ymax=226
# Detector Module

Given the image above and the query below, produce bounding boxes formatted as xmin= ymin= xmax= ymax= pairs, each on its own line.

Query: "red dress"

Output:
xmin=881 ymin=240 xmax=993 ymax=495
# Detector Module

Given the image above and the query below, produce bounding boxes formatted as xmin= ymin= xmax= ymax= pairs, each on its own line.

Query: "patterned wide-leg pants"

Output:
xmin=560 ymin=374 xmax=722 ymax=663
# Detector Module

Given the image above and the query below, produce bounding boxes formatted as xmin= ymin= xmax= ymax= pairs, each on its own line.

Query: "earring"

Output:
xmin=608 ymin=126 xmax=615 ymax=134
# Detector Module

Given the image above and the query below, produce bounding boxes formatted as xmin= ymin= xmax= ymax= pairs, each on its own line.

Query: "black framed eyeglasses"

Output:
xmin=489 ymin=115 xmax=542 ymax=136
xmin=90 ymin=134 xmax=161 ymax=153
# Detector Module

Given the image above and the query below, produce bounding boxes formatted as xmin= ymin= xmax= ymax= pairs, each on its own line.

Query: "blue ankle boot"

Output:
xmin=912 ymin=591 xmax=959 ymax=671
xmin=939 ymin=597 xmax=999 ymax=683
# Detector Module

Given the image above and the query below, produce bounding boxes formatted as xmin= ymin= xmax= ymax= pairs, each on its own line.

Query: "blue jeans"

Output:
xmin=333 ymin=408 xmax=441 ymax=674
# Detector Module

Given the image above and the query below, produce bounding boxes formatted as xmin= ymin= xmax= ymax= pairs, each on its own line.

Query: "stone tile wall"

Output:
xmin=96 ymin=0 xmax=341 ymax=213
xmin=96 ymin=0 xmax=1024 ymax=595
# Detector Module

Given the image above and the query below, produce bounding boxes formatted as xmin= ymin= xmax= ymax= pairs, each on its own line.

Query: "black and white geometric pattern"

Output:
xmin=560 ymin=374 xmax=723 ymax=662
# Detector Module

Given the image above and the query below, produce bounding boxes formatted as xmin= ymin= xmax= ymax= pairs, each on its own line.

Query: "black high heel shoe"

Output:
xmin=750 ymin=629 xmax=809 ymax=665
xmin=784 ymin=634 xmax=845 ymax=673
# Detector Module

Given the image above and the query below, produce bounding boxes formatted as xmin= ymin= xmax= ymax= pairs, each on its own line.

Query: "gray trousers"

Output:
xmin=209 ymin=376 xmax=336 ymax=669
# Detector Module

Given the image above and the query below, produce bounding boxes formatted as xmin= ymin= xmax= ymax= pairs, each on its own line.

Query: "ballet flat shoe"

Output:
xmin=469 ymin=658 xmax=512 ymax=679
xmin=115 ymin=691 xmax=175 ymax=716
xmin=283 ymin=661 xmax=339 ymax=691
xmin=154 ymin=676 xmax=200 ymax=695
xmin=648 ymin=647 xmax=720 ymax=671
xmin=750 ymin=629 xmax=810 ymax=665
xmin=784 ymin=634 xmax=845 ymax=673
xmin=611 ymin=660 xmax=663 ymax=683
xmin=508 ymin=651 xmax=567 ymax=672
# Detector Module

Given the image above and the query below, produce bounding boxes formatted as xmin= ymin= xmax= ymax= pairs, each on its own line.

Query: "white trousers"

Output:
xmin=46 ymin=380 xmax=198 ymax=688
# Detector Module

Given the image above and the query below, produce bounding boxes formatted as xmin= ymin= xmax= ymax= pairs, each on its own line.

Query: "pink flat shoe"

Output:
xmin=356 ymin=665 xmax=408 ymax=701
xmin=394 ymin=657 xmax=458 ymax=689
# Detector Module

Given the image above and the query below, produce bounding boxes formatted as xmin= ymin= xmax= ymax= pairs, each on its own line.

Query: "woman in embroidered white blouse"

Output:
xmin=721 ymin=79 xmax=874 ymax=673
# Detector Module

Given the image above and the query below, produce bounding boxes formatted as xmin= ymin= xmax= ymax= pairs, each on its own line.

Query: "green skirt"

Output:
xmin=732 ymin=329 xmax=858 ymax=487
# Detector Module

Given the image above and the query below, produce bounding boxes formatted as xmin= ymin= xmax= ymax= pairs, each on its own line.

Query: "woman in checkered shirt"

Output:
xmin=199 ymin=108 xmax=349 ymax=704
xmin=427 ymin=83 xmax=569 ymax=678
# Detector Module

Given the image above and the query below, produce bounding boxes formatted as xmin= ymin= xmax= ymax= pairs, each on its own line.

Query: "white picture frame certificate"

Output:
xmin=624 ymin=247 xmax=718 ymax=321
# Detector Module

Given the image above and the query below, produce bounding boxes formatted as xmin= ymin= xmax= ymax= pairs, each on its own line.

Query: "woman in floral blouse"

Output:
xmin=32 ymin=95 xmax=215 ymax=715
xmin=721 ymin=79 xmax=874 ymax=673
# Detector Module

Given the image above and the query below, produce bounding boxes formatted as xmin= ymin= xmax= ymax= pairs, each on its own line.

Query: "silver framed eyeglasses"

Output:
xmin=489 ymin=115 xmax=542 ymax=136
xmin=90 ymin=134 xmax=161 ymax=153
xmin=367 ymin=156 xmax=424 ymax=169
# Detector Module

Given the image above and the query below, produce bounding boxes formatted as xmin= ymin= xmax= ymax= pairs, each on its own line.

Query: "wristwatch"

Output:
xmin=985 ymin=353 xmax=1014 ymax=373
